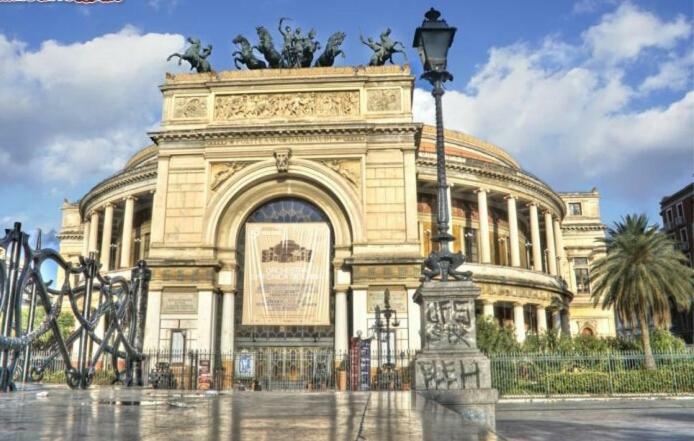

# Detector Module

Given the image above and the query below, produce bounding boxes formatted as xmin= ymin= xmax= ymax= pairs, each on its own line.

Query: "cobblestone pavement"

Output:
xmin=0 ymin=387 xmax=498 ymax=441
xmin=496 ymin=398 xmax=694 ymax=441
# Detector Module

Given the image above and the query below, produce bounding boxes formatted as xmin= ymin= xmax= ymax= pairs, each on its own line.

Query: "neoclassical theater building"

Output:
xmin=57 ymin=66 xmax=615 ymax=357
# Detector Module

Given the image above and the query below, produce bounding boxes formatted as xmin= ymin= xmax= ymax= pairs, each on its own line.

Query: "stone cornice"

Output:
xmin=56 ymin=230 xmax=83 ymax=241
xmin=417 ymin=153 xmax=566 ymax=217
xmin=150 ymin=122 xmax=419 ymax=144
xmin=80 ymin=164 xmax=157 ymax=216
xmin=161 ymin=65 xmax=413 ymax=90
xmin=562 ymin=223 xmax=607 ymax=232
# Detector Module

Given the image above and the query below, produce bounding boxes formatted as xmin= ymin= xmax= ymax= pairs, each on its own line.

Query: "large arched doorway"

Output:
xmin=233 ymin=198 xmax=335 ymax=388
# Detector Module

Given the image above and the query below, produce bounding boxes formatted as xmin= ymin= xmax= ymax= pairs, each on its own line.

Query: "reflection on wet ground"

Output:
xmin=0 ymin=387 xmax=500 ymax=441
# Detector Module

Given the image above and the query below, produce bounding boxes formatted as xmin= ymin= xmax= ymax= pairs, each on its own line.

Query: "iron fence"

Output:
xmin=20 ymin=349 xmax=417 ymax=392
xmin=490 ymin=349 xmax=694 ymax=397
xmin=18 ymin=348 xmax=694 ymax=397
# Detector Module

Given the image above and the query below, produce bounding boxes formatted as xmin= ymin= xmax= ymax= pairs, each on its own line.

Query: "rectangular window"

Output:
xmin=574 ymin=268 xmax=590 ymax=293
xmin=676 ymin=203 xmax=685 ymax=218
xmin=680 ymin=227 xmax=688 ymax=243
xmin=666 ymin=208 xmax=673 ymax=224
xmin=573 ymin=257 xmax=589 ymax=266
xmin=170 ymin=329 xmax=186 ymax=364
xmin=464 ymin=228 xmax=479 ymax=263
xmin=568 ymin=202 xmax=582 ymax=216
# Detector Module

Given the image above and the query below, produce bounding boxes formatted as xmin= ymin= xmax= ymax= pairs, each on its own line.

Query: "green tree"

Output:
xmin=22 ymin=307 xmax=75 ymax=351
xmin=589 ymin=214 xmax=693 ymax=370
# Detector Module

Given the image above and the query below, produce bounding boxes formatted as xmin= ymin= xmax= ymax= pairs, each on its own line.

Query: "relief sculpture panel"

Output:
xmin=173 ymin=96 xmax=208 ymax=119
xmin=366 ymin=88 xmax=401 ymax=112
xmin=214 ymin=91 xmax=359 ymax=121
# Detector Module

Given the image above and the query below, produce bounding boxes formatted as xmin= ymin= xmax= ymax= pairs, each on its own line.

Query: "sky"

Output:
xmin=0 ymin=0 xmax=692 ymax=250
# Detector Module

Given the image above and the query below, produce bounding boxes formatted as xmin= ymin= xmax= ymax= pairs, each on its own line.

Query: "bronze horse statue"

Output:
xmin=232 ymin=35 xmax=267 ymax=70
xmin=313 ymin=32 xmax=346 ymax=67
xmin=167 ymin=37 xmax=213 ymax=73
xmin=255 ymin=26 xmax=283 ymax=68
xmin=360 ymin=28 xmax=407 ymax=66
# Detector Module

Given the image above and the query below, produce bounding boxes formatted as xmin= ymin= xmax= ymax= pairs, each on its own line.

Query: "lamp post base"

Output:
xmin=412 ymin=280 xmax=498 ymax=430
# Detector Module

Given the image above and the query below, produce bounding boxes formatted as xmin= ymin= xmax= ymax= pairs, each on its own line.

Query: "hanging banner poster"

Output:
xmin=242 ymin=222 xmax=330 ymax=326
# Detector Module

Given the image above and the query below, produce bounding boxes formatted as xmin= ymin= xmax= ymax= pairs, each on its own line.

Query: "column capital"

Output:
xmin=504 ymin=194 xmax=517 ymax=201
xmin=512 ymin=301 xmax=525 ymax=307
xmin=103 ymin=202 xmax=114 ymax=209
xmin=124 ymin=195 xmax=138 ymax=202
xmin=526 ymin=200 xmax=539 ymax=208
xmin=482 ymin=299 xmax=495 ymax=305
xmin=220 ymin=288 xmax=237 ymax=296
xmin=474 ymin=187 xmax=489 ymax=194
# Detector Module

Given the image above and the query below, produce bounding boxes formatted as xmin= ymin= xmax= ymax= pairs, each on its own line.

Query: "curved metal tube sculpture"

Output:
xmin=0 ymin=222 xmax=151 ymax=392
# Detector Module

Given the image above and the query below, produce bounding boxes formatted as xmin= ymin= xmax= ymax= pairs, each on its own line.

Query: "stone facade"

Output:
xmin=58 ymin=66 xmax=614 ymax=356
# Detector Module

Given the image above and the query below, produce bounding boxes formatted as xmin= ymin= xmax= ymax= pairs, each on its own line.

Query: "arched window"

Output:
xmin=234 ymin=198 xmax=334 ymax=348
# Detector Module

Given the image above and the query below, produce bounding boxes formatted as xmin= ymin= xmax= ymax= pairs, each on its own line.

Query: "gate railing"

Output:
xmin=20 ymin=348 xmax=417 ymax=392
xmin=0 ymin=222 xmax=151 ymax=392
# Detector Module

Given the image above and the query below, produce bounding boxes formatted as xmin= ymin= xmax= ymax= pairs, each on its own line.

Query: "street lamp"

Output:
xmin=413 ymin=8 xmax=469 ymax=282
xmin=373 ymin=289 xmax=400 ymax=389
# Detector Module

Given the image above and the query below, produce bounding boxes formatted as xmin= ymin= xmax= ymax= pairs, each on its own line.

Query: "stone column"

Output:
xmin=82 ymin=221 xmax=90 ymax=257
xmin=143 ymin=290 xmax=161 ymax=351
xmin=544 ymin=211 xmax=557 ymax=275
xmin=554 ymin=217 xmax=567 ymax=280
xmin=482 ymin=300 xmax=495 ymax=319
xmin=100 ymin=203 xmax=114 ymax=270
xmin=197 ymin=290 xmax=216 ymax=351
xmin=513 ymin=302 xmax=526 ymax=342
xmin=536 ymin=306 xmax=547 ymax=333
xmin=334 ymin=290 xmax=349 ymax=355
xmin=551 ymin=309 xmax=561 ymax=331
xmin=88 ymin=211 xmax=100 ymax=253
xmin=506 ymin=196 xmax=520 ymax=267
xmin=476 ymin=189 xmax=491 ymax=264
xmin=120 ymin=196 xmax=136 ymax=269
xmin=220 ymin=291 xmax=235 ymax=353
xmin=351 ymin=289 xmax=368 ymax=338
xmin=529 ymin=203 xmax=542 ymax=272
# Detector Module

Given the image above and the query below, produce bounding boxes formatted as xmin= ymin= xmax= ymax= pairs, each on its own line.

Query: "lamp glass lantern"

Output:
xmin=412 ymin=8 xmax=457 ymax=73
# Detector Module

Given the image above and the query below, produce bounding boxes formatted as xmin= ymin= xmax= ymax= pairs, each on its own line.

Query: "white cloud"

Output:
xmin=582 ymin=2 xmax=689 ymax=64
xmin=0 ymin=27 xmax=185 ymax=186
xmin=413 ymin=2 xmax=693 ymax=207
xmin=572 ymin=0 xmax=616 ymax=15
xmin=639 ymin=53 xmax=693 ymax=93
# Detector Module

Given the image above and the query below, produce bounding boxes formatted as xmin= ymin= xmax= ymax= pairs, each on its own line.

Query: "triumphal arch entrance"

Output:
xmin=141 ymin=65 xmax=423 ymax=384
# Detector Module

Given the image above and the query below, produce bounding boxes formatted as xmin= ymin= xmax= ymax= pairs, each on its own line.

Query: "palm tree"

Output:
xmin=590 ymin=214 xmax=693 ymax=370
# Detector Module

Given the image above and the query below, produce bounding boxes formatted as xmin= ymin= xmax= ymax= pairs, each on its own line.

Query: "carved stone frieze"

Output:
xmin=366 ymin=88 xmax=401 ymax=112
xmin=320 ymin=159 xmax=360 ymax=189
xmin=213 ymin=91 xmax=359 ymax=121
xmin=173 ymin=96 xmax=208 ymax=119
xmin=210 ymin=162 xmax=248 ymax=191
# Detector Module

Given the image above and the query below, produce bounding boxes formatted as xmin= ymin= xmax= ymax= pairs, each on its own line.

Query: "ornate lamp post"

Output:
xmin=373 ymin=289 xmax=399 ymax=388
xmin=414 ymin=8 xmax=470 ymax=282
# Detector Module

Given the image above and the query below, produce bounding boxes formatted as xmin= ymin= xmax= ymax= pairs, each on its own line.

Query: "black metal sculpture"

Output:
xmin=0 ymin=222 xmax=151 ymax=392
xmin=360 ymin=28 xmax=407 ymax=66
xmin=167 ymin=37 xmax=213 ymax=73
xmin=234 ymin=18 xmax=345 ymax=69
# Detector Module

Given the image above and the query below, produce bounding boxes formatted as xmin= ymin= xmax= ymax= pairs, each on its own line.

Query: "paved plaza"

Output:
xmin=497 ymin=398 xmax=694 ymax=441
xmin=2 ymin=387 xmax=694 ymax=440
xmin=0 ymin=387 xmax=496 ymax=441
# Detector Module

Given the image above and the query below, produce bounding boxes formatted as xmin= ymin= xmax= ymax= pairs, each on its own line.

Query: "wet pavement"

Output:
xmin=497 ymin=398 xmax=694 ymax=441
xmin=0 ymin=387 xmax=499 ymax=441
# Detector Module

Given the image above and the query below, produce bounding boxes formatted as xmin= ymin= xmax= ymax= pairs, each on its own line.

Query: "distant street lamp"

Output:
xmin=413 ymin=8 xmax=468 ymax=282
